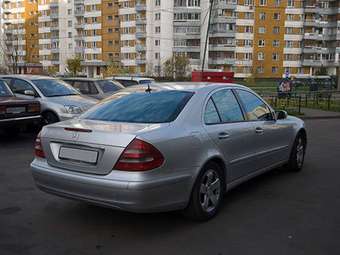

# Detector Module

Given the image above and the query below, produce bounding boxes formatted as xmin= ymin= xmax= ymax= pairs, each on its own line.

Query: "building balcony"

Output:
xmin=135 ymin=44 xmax=145 ymax=52
xmin=49 ymin=1 xmax=59 ymax=7
xmin=51 ymin=60 xmax=60 ymax=65
xmin=75 ymin=23 xmax=84 ymax=29
xmin=4 ymin=0 xmax=10 ymax=3
xmin=51 ymin=48 xmax=59 ymax=53
xmin=136 ymin=31 xmax=146 ymax=39
xmin=3 ymin=9 xmax=11 ymax=14
xmin=215 ymin=2 xmax=237 ymax=9
xmin=75 ymin=10 xmax=85 ymax=16
xmin=136 ymin=18 xmax=146 ymax=25
xmin=302 ymin=59 xmax=337 ymax=67
xmin=302 ymin=46 xmax=333 ymax=54
xmin=209 ymin=31 xmax=235 ymax=38
xmin=209 ymin=44 xmax=236 ymax=51
xmin=213 ymin=16 xmax=236 ymax=24
xmin=136 ymin=58 xmax=146 ymax=65
xmin=50 ymin=26 xmax=59 ymax=31
xmin=75 ymin=47 xmax=84 ymax=53
xmin=74 ymin=0 xmax=84 ymax=4
xmin=135 ymin=2 xmax=146 ymax=11
xmin=208 ymin=58 xmax=235 ymax=65
xmin=173 ymin=46 xmax=201 ymax=53
xmin=304 ymin=33 xmax=323 ymax=40
xmin=50 ymin=13 xmax=58 ymax=19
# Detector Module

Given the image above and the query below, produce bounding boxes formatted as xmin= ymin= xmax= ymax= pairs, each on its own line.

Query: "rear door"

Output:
xmin=235 ymin=89 xmax=291 ymax=169
xmin=203 ymin=89 xmax=259 ymax=182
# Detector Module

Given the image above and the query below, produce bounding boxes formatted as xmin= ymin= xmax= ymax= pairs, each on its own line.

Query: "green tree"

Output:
xmin=66 ymin=57 xmax=82 ymax=76
xmin=163 ymin=54 xmax=190 ymax=80
xmin=103 ymin=61 xmax=128 ymax=77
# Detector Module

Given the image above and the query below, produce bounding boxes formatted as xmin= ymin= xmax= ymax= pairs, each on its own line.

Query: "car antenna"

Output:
xmin=145 ymin=83 xmax=152 ymax=93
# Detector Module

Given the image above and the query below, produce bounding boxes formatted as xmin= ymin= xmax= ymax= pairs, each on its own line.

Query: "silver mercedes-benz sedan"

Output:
xmin=0 ymin=75 xmax=98 ymax=124
xmin=30 ymin=83 xmax=307 ymax=220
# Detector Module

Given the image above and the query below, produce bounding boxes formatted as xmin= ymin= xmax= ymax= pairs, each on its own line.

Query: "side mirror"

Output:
xmin=24 ymin=90 xmax=35 ymax=97
xmin=276 ymin=110 xmax=288 ymax=120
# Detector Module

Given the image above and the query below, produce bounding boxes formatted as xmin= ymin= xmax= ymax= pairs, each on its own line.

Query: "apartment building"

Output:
xmin=1 ymin=0 xmax=340 ymax=78
xmin=1 ymin=0 xmax=120 ymax=76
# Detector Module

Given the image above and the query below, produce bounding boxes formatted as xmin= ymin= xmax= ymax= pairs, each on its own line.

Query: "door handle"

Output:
xmin=218 ymin=132 xmax=230 ymax=139
xmin=255 ymin=127 xmax=264 ymax=134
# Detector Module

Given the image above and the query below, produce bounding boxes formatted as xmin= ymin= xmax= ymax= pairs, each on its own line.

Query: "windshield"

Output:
xmin=0 ymin=81 xmax=13 ymax=97
xmin=97 ymin=80 xmax=124 ymax=93
xmin=82 ymin=90 xmax=193 ymax=123
xmin=32 ymin=79 xmax=79 ymax=97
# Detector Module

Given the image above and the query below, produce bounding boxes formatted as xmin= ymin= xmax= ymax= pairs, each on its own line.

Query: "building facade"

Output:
xmin=1 ymin=0 xmax=340 ymax=78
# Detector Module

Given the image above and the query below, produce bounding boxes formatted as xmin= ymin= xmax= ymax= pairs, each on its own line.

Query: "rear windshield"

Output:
xmin=115 ymin=79 xmax=139 ymax=87
xmin=82 ymin=90 xmax=193 ymax=123
xmin=97 ymin=80 xmax=123 ymax=93
xmin=32 ymin=79 xmax=79 ymax=97
xmin=0 ymin=81 xmax=13 ymax=97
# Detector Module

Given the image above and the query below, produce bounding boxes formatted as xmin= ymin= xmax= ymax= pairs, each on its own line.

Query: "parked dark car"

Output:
xmin=0 ymin=79 xmax=41 ymax=133
xmin=62 ymin=78 xmax=125 ymax=100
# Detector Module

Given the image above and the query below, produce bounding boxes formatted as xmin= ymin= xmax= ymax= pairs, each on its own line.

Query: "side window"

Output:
xmin=11 ymin=79 xmax=36 ymax=95
xmin=236 ymin=90 xmax=272 ymax=121
xmin=89 ymin=82 xmax=99 ymax=94
xmin=211 ymin=90 xmax=244 ymax=123
xmin=204 ymin=98 xmax=221 ymax=124
xmin=73 ymin=81 xmax=90 ymax=94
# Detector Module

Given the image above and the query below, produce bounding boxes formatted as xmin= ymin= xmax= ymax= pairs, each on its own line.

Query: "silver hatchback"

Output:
xmin=31 ymin=83 xmax=307 ymax=220
xmin=0 ymin=75 xmax=98 ymax=124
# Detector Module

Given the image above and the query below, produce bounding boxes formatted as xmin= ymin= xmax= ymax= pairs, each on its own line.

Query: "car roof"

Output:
xmin=62 ymin=77 xmax=110 ymax=81
xmin=114 ymin=77 xmax=155 ymax=81
xmin=120 ymin=82 xmax=249 ymax=93
xmin=0 ymin=75 xmax=56 ymax=80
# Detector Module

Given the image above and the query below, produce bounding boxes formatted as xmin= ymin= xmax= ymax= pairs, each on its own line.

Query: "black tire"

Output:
xmin=184 ymin=162 xmax=224 ymax=221
xmin=287 ymin=133 xmax=306 ymax=172
xmin=42 ymin=111 xmax=59 ymax=125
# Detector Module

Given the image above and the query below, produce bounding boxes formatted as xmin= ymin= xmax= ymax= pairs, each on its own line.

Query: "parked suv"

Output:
xmin=62 ymin=78 xmax=124 ymax=100
xmin=0 ymin=75 xmax=98 ymax=124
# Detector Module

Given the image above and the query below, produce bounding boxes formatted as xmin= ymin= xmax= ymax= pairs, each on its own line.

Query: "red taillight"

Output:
xmin=0 ymin=105 xmax=6 ymax=114
xmin=34 ymin=132 xmax=45 ymax=158
xmin=114 ymin=138 xmax=164 ymax=171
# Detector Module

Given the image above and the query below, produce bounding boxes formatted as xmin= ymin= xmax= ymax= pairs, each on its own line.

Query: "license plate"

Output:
xmin=6 ymin=107 xmax=26 ymax=114
xmin=59 ymin=147 xmax=98 ymax=164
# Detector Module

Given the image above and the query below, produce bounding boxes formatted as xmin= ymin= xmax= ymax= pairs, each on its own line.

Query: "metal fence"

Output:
xmin=257 ymin=90 xmax=340 ymax=114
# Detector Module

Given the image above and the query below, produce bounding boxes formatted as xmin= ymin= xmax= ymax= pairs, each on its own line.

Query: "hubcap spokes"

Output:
xmin=296 ymin=138 xmax=305 ymax=168
xmin=199 ymin=170 xmax=221 ymax=213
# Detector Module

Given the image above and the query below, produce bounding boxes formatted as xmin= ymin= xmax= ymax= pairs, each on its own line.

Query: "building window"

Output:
xmin=68 ymin=20 xmax=72 ymax=27
xmin=188 ymin=0 xmax=200 ymax=7
xmin=244 ymin=0 xmax=253 ymax=5
xmin=287 ymin=0 xmax=294 ymax=7
xmin=259 ymin=12 xmax=266 ymax=20
xmin=68 ymin=43 xmax=72 ymax=49
xmin=155 ymin=13 xmax=160 ymax=20
xmin=259 ymin=0 xmax=266 ymax=6
xmin=272 ymin=67 xmax=278 ymax=73
xmin=108 ymin=40 xmax=113 ymax=46
xmin=273 ymin=27 xmax=280 ymax=34
xmin=272 ymin=53 xmax=279 ymax=61
xmin=107 ymin=16 xmax=113 ymax=21
xmin=257 ymin=66 xmax=264 ymax=73
xmin=258 ymin=52 xmax=264 ymax=60
xmin=68 ymin=9 xmax=72 ymax=15
xmin=108 ymin=28 xmax=113 ymax=33
xmin=245 ymin=26 xmax=253 ymax=33
xmin=155 ymin=39 xmax=160 ymax=46
xmin=258 ymin=27 xmax=265 ymax=34
xmin=155 ymin=52 xmax=160 ymax=59
xmin=274 ymin=0 xmax=280 ymax=6
xmin=155 ymin=26 xmax=160 ymax=33
xmin=108 ymin=2 xmax=113 ymax=7
xmin=273 ymin=40 xmax=280 ymax=47
xmin=68 ymin=32 xmax=72 ymax=38
xmin=258 ymin=40 xmax=265 ymax=47
xmin=155 ymin=0 xmax=161 ymax=6
xmin=273 ymin=13 xmax=280 ymax=20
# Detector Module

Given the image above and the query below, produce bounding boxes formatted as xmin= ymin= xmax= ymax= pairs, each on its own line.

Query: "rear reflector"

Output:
xmin=34 ymin=132 xmax=45 ymax=158
xmin=114 ymin=138 xmax=164 ymax=171
xmin=27 ymin=104 xmax=40 ymax=113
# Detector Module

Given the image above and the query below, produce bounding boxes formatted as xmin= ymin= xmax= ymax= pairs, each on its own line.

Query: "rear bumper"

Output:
xmin=31 ymin=160 xmax=194 ymax=213
xmin=0 ymin=115 xmax=42 ymax=128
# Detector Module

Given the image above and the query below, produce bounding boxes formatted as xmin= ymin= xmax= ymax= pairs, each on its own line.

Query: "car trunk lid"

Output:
xmin=41 ymin=119 xmax=166 ymax=175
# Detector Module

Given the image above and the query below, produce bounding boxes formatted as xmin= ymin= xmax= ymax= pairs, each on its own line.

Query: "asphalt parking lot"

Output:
xmin=1 ymin=119 xmax=340 ymax=255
